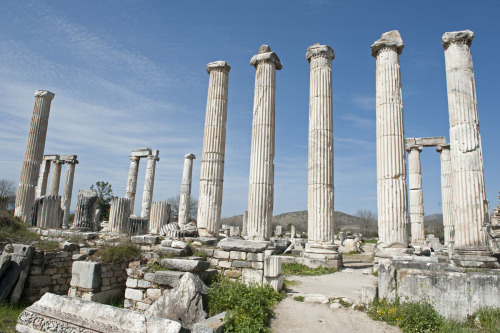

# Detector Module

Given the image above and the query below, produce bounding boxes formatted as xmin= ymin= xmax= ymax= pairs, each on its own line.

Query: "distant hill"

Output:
xmin=221 ymin=211 xmax=444 ymax=238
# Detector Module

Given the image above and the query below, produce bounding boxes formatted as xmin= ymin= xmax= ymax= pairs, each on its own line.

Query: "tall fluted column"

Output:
xmin=437 ymin=144 xmax=453 ymax=245
xmin=49 ymin=160 xmax=64 ymax=196
xmin=247 ymin=45 xmax=282 ymax=241
xmin=140 ymin=151 xmax=159 ymax=220
xmin=306 ymin=43 xmax=335 ymax=247
xmin=442 ymin=30 xmax=488 ymax=252
xmin=371 ymin=31 xmax=409 ymax=248
xmin=61 ymin=157 xmax=78 ymax=228
xmin=15 ymin=90 xmax=55 ymax=222
xmin=126 ymin=156 xmax=140 ymax=215
xmin=178 ymin=153 xmax=196 ymax=227
xmin=407 ymin=145 xmax=425 ymax=247
xmin=197 ymin=61 xmax=230 ymax=237
xmin=36 ymin=158 xmax=51 ymax=198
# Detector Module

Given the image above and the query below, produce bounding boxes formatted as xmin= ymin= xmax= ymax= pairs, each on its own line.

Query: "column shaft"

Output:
xmin=407 ymin=146 xmax=425 ymax=246
xmin=126 ymin=156 xmax=140 ymax=215
xmin=197 ymin=61 xmax=230 ymax=237
xmin=15 ymin=90 xmax=55 ymax=222
xmin=36 ymin=159 xmax=51 ymax=198
xmin=371 ymin=31 xmax=409 ymax=247
xmin=178 ymin=154 xmax=196 ymax=227
xmin=306 ymin=44 xmax=335 ymax=244
xmin=49 ymin=161 xmax=63 ymax=196
xmin=437 ymin=144 xmax=453 ymax=245
xmin=247 ymin=45 xmax=282 ymax=241
xmin=61 ymin=161 xmax=77 ymax=228
xmin=141 ymin=153 xmax=159 ymax=220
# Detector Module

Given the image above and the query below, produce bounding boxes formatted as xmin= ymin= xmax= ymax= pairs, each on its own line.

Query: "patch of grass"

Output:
xmin=0 ymin=211 xmax=39 ymax=244
xmin=371 ymin=271 xmax=378 ymax=277
xmin=283 ymin=279 xmax=299 ymax=287
xmin=36 ymin=240 xmax=60 ymax=252
xmin=362 ymin=239 xmax=378 ymax=244
xmin=282 ymin=263 xmax=336 ymax=276
xmin=93 ymin=241 xmax=142 ymax=264
xmin=207 ymin=275 xmax=282 ymax=333
xmin=293 ymin=296 xmax=304 ymax=302
xmin=0 ymin=303 xmax=27 ymax=333
xmin=193 ymin=249 xmax=207 ymax=261
xmin=104 ymin=295 xmax=124 ymax=308
xmin=68 ymin=235 xmax=85 ymax=244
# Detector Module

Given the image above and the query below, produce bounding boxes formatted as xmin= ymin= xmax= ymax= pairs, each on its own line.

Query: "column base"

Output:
xmin=375 ymin=243 xmax=414 ymax=259
xmin=452 ymin=246 xmax=499 ymax=268
xmin=303 ymin=242 xmax=342 ymax=268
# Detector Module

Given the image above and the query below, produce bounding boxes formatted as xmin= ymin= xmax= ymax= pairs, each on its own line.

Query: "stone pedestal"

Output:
xmin=247 ymin=45 xmax=282 ymax=241
xmin=306 ymin=43 xmax=336 ymax=256
xmin=109 ymin=197 xmax=131 ymax=233
xmin=49 ymin=160 xmax=64 ymax=196
xmin=437 ymin=144 xmax=453 ymax=245
xmin=61 ymin=158 xmax=78 ymax=228
xmin=149 ymin=201 xmax=171 ymax=234
xmin=178 ymin=153 xmax=196 ymax=227
xmin=442 ymin=30 xmax=489 ymax=255
xmin=197 ymin=61 xmax=230 ymax=237
xmin=407 ymin=145 xmax=425 ymax=248
xmin=15 ymin=90 xmax=55 ymax=222
xmin=141 ymin=151 xmax=159 ymax=220
xmin=371 ymin=31 xmax=409 ymax=250
xmin=126 ymin=156 xmax=140 ymax=215
xmin=73 ymin=190 xmax=98 ymax=230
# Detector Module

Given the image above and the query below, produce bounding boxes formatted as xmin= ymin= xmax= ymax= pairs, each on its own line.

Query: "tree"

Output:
xmin=0 ymin=179 xmax=17 ymax=210
xmin=355 ymin=209 xmax=378 ymax=238
xmin=90 ymin=181 xmax=113 ymax=221
xmin=167 ymin=194 xmax=198 ymax=222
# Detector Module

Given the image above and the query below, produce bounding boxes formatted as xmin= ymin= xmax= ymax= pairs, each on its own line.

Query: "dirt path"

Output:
xmin=270 ymin=244 xmax=400 ymax=333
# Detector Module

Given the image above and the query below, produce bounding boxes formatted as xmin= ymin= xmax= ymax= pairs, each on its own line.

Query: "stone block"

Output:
xmin=252 ymin=262 xmax=264 ymax=269
xmin=304 ymin=294 xmax=329 ymax=304
xmin=264 ymin=256 xmax=281 ymax=278
xmin=70 ymin=261 xmax=101 ymax=289
xmin=214 ymin=250 xmax=230 ymax=259
xmin=154 ymin=270 xmax=185 ymax=287
xmin=72 ymin=254 xmax=87 ymax=260
xmin=241 ymin=268 xmax=263 ymax=285
xmin=171 ymin=240 xmax=188 ymax=249
xmin=80 ymin=247 xmax=97 ymax=255
xmin=125 ymin=287 xmax=144 ymax=301
xmin=101 ymin=270 xmax=114 ymax=278
xmin=192 ymin=311 xmax=226 ymax=333
xmin=198 ymin=248 xmax=214 ymax=256
xmin=265 ymin=275 xmax=283 ymax=291
xmin=58 ymin=242 xmax=79 ymax=251
xmin=161 ymin=239 xmax=173 ymax=247
xmin=147 ymin=288 xmax=162 ymax=300
xmin=144 ymin=272 xmax=156 ymax=282
xmin=361 ymin=284 xmax=378 ymax=304
xmin=231 ymin=260 xmax=252 ymax=268
xmin=230 ymin=251 xmax=246 ymax=260
xmin=157 ymin=246 xmax=188 ymax=257
xmin=246 ymin=253 xmax=264 ymax=262
xmin=29 ymin=275 xmax=51 ymax=288
xmin=160 ymin=258 xmax=210 ymax=272
xmin=218 ymin=261 xmax=231 ymax=269
xmin=136 ymin=301 xmax=150 ymax=311
xmin=209 ymin=258 xmax=219 ymax=266
xmin=138 ymin=279 xmax=151 ymax=288
xmin=218 ymin=239 xmax=268 ymax=253
xmin=126 ymin=278 xmax=138 ymax=288
xmin=29 ymin=265 xmax=42 ymax=276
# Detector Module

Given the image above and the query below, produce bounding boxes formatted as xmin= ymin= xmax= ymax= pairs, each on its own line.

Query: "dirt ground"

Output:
xmin=270 ymin=244 xmax=401 ymax=333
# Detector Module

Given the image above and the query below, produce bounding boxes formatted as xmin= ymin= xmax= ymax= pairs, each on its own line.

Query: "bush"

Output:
xmin=207 ymin=275 xmax=282 ymax=333
xmin=0 ymin=303 xmax=26 ymax=332
xmin=281 ymin=263 xmax=336 ymax=276
xmin=93 ymin=242 xmax=141 ymax=264
xmin=398 ymin=301 xmax=443 ymax=333
xmin=0 ymin=211 xmax=39 ymax=244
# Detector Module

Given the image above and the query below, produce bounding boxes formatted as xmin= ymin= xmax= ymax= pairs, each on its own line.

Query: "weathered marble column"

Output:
xmin=407 ymin=145 xmax=425 ymax=247
xmin=49 ymin=160 xmax=64 ymax=196
xmin=436 ymin=144 xmax=453 ymax=245
xmin=125 ymin=156 xmax=140 ymax=215
xmin=442 ymin=30 xmax=488 ymax=252
xmin=61 ymin=157 xmax=78 ymax=228
xmin=73 ymin=190 xmax=98 ymax=230
xmin=197 ymin=61 xmax=230 ymax=237
xmin=149 ymin=201 xmax=171 ymax=234
xmin=140 ymin=151 xmax=159 ymax=220
xmin=371 ymin=31 xmax=409 ymax=249
xmin=178 ymin=153 xmax=196 ymax=227
xmin=306 ymin=43 xmax=335 ymax=248
xmin=109 ymin=197 xmax=131 ymax=233
xmin=242 ymin=210 xmax=248 ymax=237
xmin=247 ymin=45 xmax=282 ymax=241
xmin=36 ymin=158 xmax=51 ymax=198
xmin=15 ymin=90 xmax=55 ymax=222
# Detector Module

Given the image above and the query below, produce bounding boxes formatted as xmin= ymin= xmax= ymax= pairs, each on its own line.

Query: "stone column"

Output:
xmin=15 ymin=90 xmax=55 ymax=222
xmin=61 ymin=158 xmax=78 ymax=228
xmin=49 ymin=160 xmax=64 ymax=196
xmin=109 ymin=197 xmax=131 ymax=233
xmin=178 ymin=153 xmax=196 ymax=227
xmin=437 ymin=144 xmax=453 ymax=245
xmin=36 ymin=159 xmax=51 ymax=198
xmin=371 ymin=31 xmax=410 ymax=249
xmin=140 ymin=151 xmax=159 ymax=220
xmin=442 ymin=30 xmax=489 ymax=253
xmin=197 ymin=61 xmax=230 ymax=237
xmin=247 ymin=45 xmax=282 ymax=241
xmin=149 ymin=201 xmax=171 ymax=234
xmin=125 ymin=156 xmax=140 ymax=215
xmin=242 ymin=210 xmax=248 ymax=237
xmin=73 ymin=190 xmax=98 ymax=230
xmin=406 ymin=145 xmax=425 ymax=247
xmin=306 ymin=43 xmax=335 ymax=249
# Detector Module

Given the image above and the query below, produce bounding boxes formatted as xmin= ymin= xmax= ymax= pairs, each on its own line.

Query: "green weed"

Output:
xmin=93 ymin=241 xmax=141 ymax=264
xmin=282 ymin=263 xmax=336 ymax=276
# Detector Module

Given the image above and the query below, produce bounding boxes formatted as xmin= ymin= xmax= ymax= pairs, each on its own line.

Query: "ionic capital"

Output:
xmin=206 ymin=61 xmax=231 ymax=74
xmin=436 ymin=143 xmax=450 ymax=152
xmin=129 ymin=156 xmax=140 ymax=162
xmin=371 ymin=30 xmax=404 ymax=58
xmin=147 ymin=155 xmax=160 ymax=162
xmin=52 ymin=159 xmax=66 ymax=165
xmin=250 ymin=45 xmax=282 ymax=70
xmin=406 ymin=144 xmax=423 ymax=153
xmin=184 ymin=153 xmax=196 ymax=160
xmin=442 ymin=30 xmax=474 ymax=50
xmin=306 ymin=43 xmax=335 ymax=62
xmin=34 ymin=90 xmax=55 ymax=100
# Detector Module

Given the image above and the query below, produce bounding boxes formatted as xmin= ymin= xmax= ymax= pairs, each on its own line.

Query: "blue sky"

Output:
xmin=0 ymin=1 xmax=499 ymax=218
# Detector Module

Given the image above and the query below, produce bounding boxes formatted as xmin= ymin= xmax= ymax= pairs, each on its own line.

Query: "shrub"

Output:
xmin=281 ymin=263 xmax=336 ymax=276
xmin=36 ymin=240 xmax=60 ymax=252
xmin=398 ymin=301 xmax=443 ymax=333
xmin=207 ymin=275 xmax=282 ymax=333
xmin=0 ymin=211 xmax=39 ymax=244
xmin=0 ymin=303 xmax=26 ymax=332
xmin=93 ymin=242 xmax=141 ymax=264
